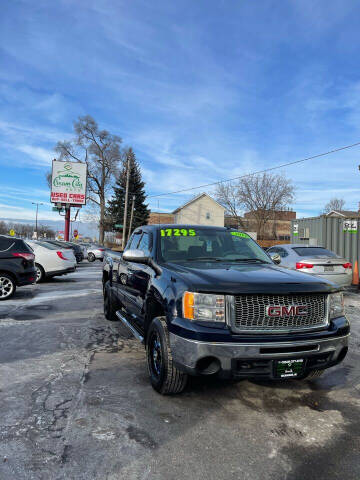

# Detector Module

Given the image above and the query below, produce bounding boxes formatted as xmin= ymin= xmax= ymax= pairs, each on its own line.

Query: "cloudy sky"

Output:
xmin=1 ymin=0 xmax=360 ymax=226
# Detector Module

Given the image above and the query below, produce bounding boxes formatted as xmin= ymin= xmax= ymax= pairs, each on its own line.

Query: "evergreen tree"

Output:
xmin=106 ymin=148 xmax=150 ymax=237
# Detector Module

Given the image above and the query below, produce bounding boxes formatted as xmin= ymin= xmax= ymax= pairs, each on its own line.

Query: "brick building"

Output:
xmin=243 ymin=210 xmax=296 ymax=240
xmin=148 ymin=212 xmax=175 ymax=225
xmin=224 ymin=210 xmax=296 ymax=241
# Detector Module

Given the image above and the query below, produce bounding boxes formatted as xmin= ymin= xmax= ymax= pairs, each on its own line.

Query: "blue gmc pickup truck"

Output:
xmin=102 ymin=225 xmax=349 ymax=395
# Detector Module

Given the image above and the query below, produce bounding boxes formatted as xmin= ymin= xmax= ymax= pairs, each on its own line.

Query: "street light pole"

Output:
xmin=32 ymin=202 xmax=43 ymax=239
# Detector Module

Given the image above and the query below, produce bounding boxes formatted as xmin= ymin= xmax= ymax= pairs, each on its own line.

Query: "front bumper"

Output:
xmin=169 ymin=331 xmax=349 ymax=379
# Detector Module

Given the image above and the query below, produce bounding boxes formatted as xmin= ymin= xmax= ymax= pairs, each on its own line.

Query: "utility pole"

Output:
xmin=122 ymin=153 xmax=131 ymax=249
xmin=32 ymin=202 xmax=43 ymax=239
xmin=127 ymin=195 xmax=136 ymax=244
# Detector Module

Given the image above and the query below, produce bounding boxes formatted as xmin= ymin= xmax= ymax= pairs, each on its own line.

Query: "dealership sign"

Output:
xmin=50 ymin=160 xmax=87 ymax=205
xmin=343 ymin=219 xmax=357 ymax=234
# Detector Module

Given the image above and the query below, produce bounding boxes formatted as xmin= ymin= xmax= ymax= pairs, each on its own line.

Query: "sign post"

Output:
xmin=64 ymin=207 xmax=71 ymax=242
xmin=50 ymin=160 xmax=87 ymax=242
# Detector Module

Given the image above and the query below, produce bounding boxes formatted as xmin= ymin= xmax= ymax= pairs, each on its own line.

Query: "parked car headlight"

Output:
xmin=183 ymin=292 xmax=225 ymax=323
xmin=329 ymin=292 xmax=344 ymax=320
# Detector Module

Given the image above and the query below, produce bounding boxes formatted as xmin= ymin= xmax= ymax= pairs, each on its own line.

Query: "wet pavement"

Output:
xmin=0 ymin=261 xmax=359 ymax=480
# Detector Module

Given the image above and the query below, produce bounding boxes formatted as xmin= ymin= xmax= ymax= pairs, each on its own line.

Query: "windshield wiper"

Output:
xmin=186 ymin=257 xmax=223 ymax=262
xmin=185 ymin=257 xmax=269 ymax=263
xmin=225 ymin=258 xmax=269 ymax=263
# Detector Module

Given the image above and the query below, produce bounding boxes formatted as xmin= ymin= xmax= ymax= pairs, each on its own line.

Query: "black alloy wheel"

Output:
xmin=149 ymin=331 xmax=162 ymax=378
xmin=146 ymin=317 xmax=187 ymax=395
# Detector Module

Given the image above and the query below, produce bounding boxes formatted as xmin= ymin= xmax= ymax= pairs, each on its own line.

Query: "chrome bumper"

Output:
xmin=169 ymin=333 xmax=349 ymax=375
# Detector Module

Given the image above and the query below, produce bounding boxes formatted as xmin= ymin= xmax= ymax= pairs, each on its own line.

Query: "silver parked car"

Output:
xmin=267 ymin=244 xmax=352 ymax=287
xmin=86 ymin=244 xmax=105 ymax=262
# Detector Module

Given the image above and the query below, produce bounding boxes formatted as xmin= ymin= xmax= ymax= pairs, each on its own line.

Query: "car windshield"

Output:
xmin=158 ymin=227 xmax=272 ymax=264
xmin=292 ymin=247 xmax=338 ymax=258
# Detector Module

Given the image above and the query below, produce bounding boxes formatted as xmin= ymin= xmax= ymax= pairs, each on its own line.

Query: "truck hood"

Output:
xmin=164 ymin=261 xmax=338 ymax=294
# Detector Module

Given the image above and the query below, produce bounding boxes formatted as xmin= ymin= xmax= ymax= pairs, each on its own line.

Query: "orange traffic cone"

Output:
xmin=352 ymin=260 xmax=359 ymax=286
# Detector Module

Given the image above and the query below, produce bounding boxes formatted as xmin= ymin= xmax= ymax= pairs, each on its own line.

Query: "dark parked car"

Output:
xmin=103 ymin=225 xmax=349 ymax=394
xmin=0 ymin=235 xmax=36 ymax=300
xmin=43 ymin=240 xmax=84 ymax=263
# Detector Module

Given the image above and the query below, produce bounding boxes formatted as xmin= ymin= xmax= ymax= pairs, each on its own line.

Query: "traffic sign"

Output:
xmin=9 ymin=229 xmax=15 ymax=237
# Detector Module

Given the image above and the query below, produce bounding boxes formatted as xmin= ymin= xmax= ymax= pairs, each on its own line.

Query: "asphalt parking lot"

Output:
xmin=1 ymin=261 xmax=360 ymax=480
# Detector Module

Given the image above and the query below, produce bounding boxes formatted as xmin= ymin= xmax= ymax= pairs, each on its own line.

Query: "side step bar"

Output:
xmin=115 ymin=311 xmax=144 ymax=343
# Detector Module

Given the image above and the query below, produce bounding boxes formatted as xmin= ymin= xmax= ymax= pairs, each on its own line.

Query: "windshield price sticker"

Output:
xmin=231 ymin=232 xmax=250 ymax=238
xmin=160 ymin=228 xmax=196 ymax=237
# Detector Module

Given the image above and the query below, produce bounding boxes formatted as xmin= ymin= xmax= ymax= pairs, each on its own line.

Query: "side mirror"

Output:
xmin=269 ymin=253 xmax=281 ymax=265
xmin=122 ymin=249 xmax=162 ymax=276
xmin=122 ymin=249 xmax=149 ymax=264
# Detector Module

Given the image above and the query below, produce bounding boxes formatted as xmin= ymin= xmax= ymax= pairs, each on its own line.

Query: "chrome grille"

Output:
xmin=229 ymin=294 xmax=328 ymax=333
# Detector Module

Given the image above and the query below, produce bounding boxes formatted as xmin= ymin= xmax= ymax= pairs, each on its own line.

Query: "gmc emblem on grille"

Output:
xmin=266 ymin=305 xmax=308 ymax=317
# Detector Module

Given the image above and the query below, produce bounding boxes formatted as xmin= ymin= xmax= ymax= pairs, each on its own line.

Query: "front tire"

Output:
xmin=103 ymin=281 xmax=118 ymax=321
xmin=146 ymin=317 xmax=188 ymax=395
xmin=88 ymin=253 xmax=96 ymax=262
xmin=0 ymin=274 xmax=16 ymax=300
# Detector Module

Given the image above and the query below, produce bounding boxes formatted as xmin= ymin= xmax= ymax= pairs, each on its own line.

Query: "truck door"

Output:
xmin=122 ymin=232 xmax=153 ymax=331
xmin=117 ymin=231 xmax=142 ymax=310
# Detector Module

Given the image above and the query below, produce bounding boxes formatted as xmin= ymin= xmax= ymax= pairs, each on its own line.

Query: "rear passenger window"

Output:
xmin=14 ymin=239 xmax=33 ymax=253
xmin=0 ymin=236 xmax=14 ymax=251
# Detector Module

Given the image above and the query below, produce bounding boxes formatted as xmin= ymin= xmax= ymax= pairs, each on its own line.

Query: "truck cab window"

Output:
xmin=125 ymin=232 xmax=142 ymax=251
xmin=138 ymin=232 xmax=151 ymax=256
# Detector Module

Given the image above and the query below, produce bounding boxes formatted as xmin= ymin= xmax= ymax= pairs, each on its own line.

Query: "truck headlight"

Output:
xmin=183 ymin=291 xmax=225 ymax=323
xmin=329 ymin=292 xmax=344 ymax=320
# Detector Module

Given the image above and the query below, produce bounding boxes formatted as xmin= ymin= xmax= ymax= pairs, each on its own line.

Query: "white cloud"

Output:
xmin=15 ymin=144 xmax=54 ymax=166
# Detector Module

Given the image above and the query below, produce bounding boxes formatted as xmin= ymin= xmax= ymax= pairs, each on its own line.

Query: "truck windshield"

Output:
xmin=158 ymin=228 xmax=271 ymax=264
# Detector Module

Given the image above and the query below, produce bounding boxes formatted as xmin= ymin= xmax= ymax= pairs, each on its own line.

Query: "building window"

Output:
xmin=206 ymin=212 xmax=211 ymax=220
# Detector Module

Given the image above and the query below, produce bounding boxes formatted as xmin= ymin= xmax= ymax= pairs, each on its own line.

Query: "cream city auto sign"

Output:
xmin=50 ymin=160 xmax=87 ymax=205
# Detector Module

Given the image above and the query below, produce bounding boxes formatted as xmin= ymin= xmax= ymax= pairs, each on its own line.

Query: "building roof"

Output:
xmin=326 ymin=210 xmax=360 ymax=218
xmin=172 ymin=193 xmax=225 ymax=214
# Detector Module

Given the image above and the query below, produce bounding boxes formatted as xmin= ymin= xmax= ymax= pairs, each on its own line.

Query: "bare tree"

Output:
xmin=54 ymin=115 xmax=122 ymax=243
xmin=323 ymin=198 xmax=346 ymax=213
xmin=236 ymin=172 xmax=295 ymax=239
xmin=0 ymin=221 xmax=7 ymax=235
xmin=1 ymin=221 xmax=55 ymax=239
xmin=215 ymin=182 xmax=245 ymax=228
xmin=45 ymin=171 xmax=52 ymax=189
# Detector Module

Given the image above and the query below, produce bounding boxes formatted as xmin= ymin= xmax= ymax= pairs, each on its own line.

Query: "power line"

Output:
xmin=148 ymin=141 xmax=360 ymax=198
